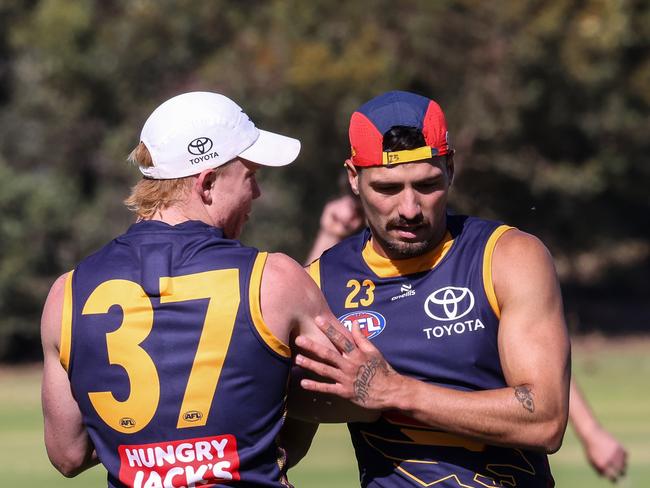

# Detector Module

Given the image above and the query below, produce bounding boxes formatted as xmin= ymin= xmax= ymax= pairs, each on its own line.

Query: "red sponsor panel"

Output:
xmin=118 ymin=435 xmax=240 ymax=488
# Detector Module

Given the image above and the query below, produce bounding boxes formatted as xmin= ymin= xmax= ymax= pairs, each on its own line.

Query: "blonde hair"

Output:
xmin=124 ymin=142 xmax=195 ymax=219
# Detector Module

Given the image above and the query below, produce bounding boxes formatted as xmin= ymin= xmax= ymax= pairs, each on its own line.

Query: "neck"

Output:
xmin=146 ymin=201 xmax=214 ymax=227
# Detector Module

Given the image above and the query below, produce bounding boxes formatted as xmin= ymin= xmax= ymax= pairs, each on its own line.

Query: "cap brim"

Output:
xmin=238 ymin=129 xmax=301 ymax=167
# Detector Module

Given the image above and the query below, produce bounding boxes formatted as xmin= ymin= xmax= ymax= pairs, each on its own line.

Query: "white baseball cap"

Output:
xmin=139 ymin=91 xmax=301 ymax=179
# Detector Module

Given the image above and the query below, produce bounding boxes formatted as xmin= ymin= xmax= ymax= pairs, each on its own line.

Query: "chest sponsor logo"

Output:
xmin=338 ymin=310 xmax=386 ymax=339
xmin=118 ymin=435 xmax=240 ymax=488
xmin=391 ymin=283 xmax=416 ymax=301
xmin=424 ymin=286 xmax=475 ymax=321
xmin=423 ymin=319 xmax=485 ymax=339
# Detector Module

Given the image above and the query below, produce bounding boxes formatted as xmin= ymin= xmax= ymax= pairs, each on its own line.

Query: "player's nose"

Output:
xmin=397 ymin=189 xmax=421 ymax=221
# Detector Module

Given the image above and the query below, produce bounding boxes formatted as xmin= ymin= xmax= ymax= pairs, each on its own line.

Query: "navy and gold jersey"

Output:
xmin=309 ymin=215 xmax=554 ymax=488
xmin=60 ymin=220 xmax=292 ymax=488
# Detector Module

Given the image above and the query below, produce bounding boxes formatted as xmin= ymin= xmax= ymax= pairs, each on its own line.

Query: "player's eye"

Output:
xmin=371 ymin=183 xmax=401 ymax=195
xmin=415 ymin=179 xmax=441 ymax=193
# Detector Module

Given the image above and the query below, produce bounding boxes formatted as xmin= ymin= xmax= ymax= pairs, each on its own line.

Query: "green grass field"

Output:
xmin=1 ymin=336 xmax=648 ymax=487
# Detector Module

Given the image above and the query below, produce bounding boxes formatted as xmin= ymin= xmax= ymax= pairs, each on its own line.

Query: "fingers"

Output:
xmin=295 ymin=353 xmax=344 ymax=384
xmin=595 ymin=445 xmax=628 ymax=482
xmin=350 ymin=320 xmax=381 ymax=356
xmin=322 ymin=196 xmax=364 ymax=237
xmin=604 ymin=448 xmax=627 ymax=482
xmin=336 ymin=196 xmax=363 ymax=228
xmin=314 ymin=316 xmax=356 ymax=354
xmin=294 ymin=334 xmax=347 ymax=368
xmin=299 ymin=377 xmax=348 ymax=398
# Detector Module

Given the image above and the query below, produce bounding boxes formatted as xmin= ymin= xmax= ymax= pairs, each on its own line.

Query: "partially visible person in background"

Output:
xmin=307 ymin=192 xmax=628 ymax=484
xmin=40 ymin=91 xmax=368 ymax=487
xmin=570 ymin=379 xmax=628 ymax=482
xmin=304 ymin=193 xmax=364 ymax=265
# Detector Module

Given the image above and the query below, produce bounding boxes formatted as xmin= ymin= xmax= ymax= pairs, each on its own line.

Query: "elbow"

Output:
xmin=544 ymin=420 xmax=566 ymax=454
xmin=542 ymin=425 xmax=565 ymax=454
xmin=536 ymin=415 xmax=568 ymax=454
xmin=52 ymin=460 xmax=82 ymax=478
xmin=47 ymin=446 xmax=88 ymax=478
xmin=545 ymin=404 xmax=570 ymax=454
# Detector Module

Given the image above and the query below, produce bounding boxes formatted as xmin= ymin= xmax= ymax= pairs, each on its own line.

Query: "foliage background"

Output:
xmin=0 ymin=0 xmax=649 ymax=361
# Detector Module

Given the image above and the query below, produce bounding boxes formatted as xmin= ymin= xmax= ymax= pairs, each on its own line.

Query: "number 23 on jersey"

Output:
xmin=345 ymin=279 xmax=375 ymax=308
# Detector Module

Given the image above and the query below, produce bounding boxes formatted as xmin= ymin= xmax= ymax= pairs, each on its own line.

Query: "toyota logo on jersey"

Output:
xmin=424 ymin=286 xmax=475 ymax=321
xmin=338 ymin=311 xmax=386 ymax=339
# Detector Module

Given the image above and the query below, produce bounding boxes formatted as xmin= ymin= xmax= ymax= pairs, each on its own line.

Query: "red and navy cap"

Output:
xmin=349 ymin=90 xmax=451 ymax=167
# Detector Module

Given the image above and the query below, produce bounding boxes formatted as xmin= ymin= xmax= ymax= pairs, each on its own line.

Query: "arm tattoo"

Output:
xmin=514 ymin=386 xmax=535 ymax=413
xmin=325 ymin=324 xmax=355 ymax=353
xmin=353 ymin=357 xmax=389 ymax=404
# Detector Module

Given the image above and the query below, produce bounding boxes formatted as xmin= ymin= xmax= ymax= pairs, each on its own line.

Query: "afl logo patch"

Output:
xmin=182 ymin=410 xmax=203 ymax=422
xmin=338 ymin=311 xmax=386 ymax=339
xmin=424 ymin=286 xmax=475 ymax=321
xmin=119 ymin=417 xmax=136 ymax=429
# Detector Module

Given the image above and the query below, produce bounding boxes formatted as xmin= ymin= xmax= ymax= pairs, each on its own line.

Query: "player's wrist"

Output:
xmin=383 ymin=373 xmax=415 ymax=412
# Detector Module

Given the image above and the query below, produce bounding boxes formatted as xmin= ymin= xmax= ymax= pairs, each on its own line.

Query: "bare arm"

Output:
xmin=41 ymin=273 xmax=98 ymax=477
xmin=296 ymin=230 xmax=571 ymax=453
xmin=261 ymin=252 xmax=378 ymax=423
xmin=570 ymin=378 xmax=628 ymax=482
xmin=259 ymin=253 xmax=378 ymax=466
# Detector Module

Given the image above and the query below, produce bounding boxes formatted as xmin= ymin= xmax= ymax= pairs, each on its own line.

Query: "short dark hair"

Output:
xmin=382 ymin=126 xmax=426 ymax=152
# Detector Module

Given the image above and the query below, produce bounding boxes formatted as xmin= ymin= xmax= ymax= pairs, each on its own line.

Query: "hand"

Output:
xmin=319 ymin=195 xmax=364 ymax=239
xmin=583 ymin=426 xmax=628 ymax=482
xmin=294 ymin=317 xmax=400 ymax=410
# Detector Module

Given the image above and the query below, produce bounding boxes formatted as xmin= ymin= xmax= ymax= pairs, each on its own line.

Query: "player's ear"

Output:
xmin=445 ymin=151 xmax=455 ymax=186
xmin=196 ymin=169 xmax=217 ymax=204
xmin=344 ymin=160 xmax=360 ymax=196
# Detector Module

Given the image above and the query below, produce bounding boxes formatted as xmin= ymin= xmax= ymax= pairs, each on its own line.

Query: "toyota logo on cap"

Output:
xmin=187 ymin=137 xmax=213 ymax=155
xmin=424 ymin=286 xmax=475 ymax=321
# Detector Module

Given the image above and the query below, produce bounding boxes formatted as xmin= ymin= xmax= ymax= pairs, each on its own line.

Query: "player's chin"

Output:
xmin=386 ymin=239 xmax=432 ymax=258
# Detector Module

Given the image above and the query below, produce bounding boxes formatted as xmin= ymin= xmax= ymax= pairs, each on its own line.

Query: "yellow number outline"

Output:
xmin=82 ymin=270 xmax=240 ymax=433
xmin=160 ymin=270 xmax=240 ymax=428
xmin=345 ymin=279 xmax=375 ymax=308
xmin=83 ymin=280 xmax=159 ymax=434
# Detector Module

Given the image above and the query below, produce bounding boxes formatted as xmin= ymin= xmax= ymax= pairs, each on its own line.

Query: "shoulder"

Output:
xmin=264 ymin=252 xmax=312 ymax=282
xmin=493 ymin=229 xmax=553 ymax=264
xmin=41 ymin=272 xmax=72 ymax=350
xmin=492 ymin=229 xmax=560 ymax=306
xmin=259 ymin=253 xmax=332 ymax=344
xmin=261 ymin=253 xmax=324 ymax=310
xmin=43 ymin=273 xmax=70 ymax=317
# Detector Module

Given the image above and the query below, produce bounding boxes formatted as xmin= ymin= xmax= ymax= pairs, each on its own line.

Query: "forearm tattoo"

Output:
xmin=353 ymin=357 xmax=388 ymax=404
xmin=514 ymin=386 xmax=535 ymax=413
xmin=325 ymin=324 xmax=355 ymax=353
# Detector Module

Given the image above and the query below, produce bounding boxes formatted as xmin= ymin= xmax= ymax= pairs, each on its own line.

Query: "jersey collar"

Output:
xmin=361 ymin=231 xmax=454 ymax=278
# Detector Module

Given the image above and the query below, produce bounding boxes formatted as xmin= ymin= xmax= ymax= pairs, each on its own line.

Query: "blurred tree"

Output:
xmin=0 ymin=0 xmax=647 ymax=360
